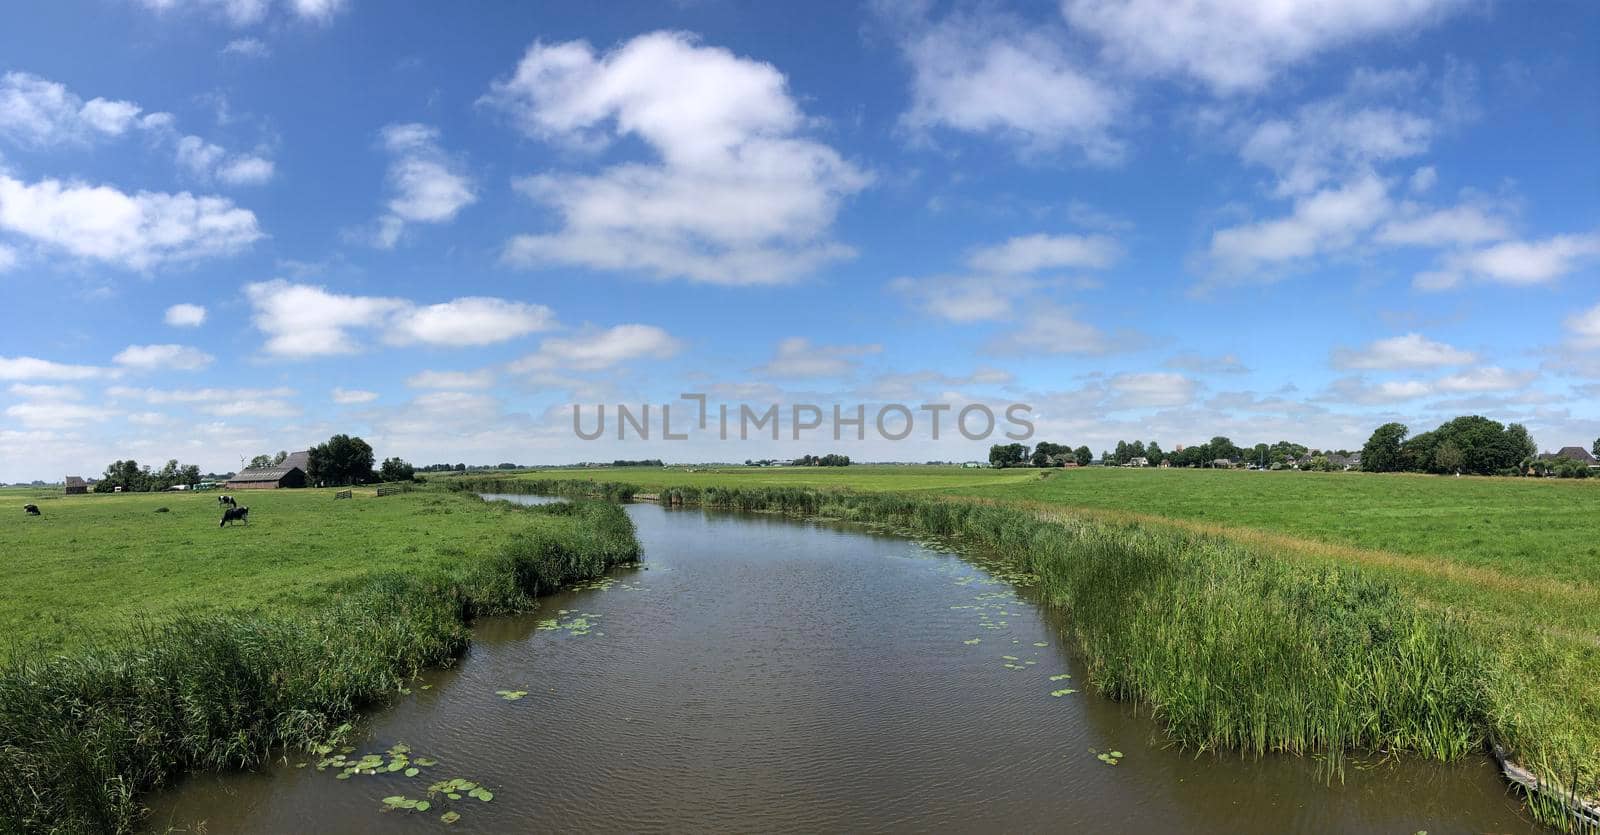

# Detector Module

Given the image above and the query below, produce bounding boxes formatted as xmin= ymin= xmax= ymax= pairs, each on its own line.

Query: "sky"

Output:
xmin=1 ymin=0 xmax=1597 ymax=480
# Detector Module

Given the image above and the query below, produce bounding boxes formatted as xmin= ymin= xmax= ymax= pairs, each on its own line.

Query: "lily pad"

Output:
xmin=496 ymin=690 xmax=529 ymax=701
xmin=441 ymin=811 xmax=461 ymax=824
xmin=963 ymin=638 xmax=980 ymax=645
xmin=404 ymin=767 xmax=420 ymax=777
xmin=1051 ymin=688 xmax=1077 ymax=697
xmin=1049 ymin=674 xmax=1071 ymax=681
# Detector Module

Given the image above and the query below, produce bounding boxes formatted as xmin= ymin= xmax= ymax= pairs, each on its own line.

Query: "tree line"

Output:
xmin=1361 ymin=416 xmax=1543 ymax=477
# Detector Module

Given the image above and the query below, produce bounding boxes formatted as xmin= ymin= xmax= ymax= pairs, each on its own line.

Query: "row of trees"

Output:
xmin=795 ymin=453 xmax=851 ymax=467
xmin=94 ymin=459 xmax=203 ymax=492
xmin=1361 ymin=417 xmax=1537 ymax=476
xmin=989 ymin=443 xmax=1093 ymax=468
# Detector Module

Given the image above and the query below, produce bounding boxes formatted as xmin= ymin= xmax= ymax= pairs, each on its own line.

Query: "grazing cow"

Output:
xmin=23 ymin=504 xmax=40 ymax=516
xmin=217 ymin=495 xmax=237 ymax=508
xmin=220 ymin=506 xmax=249 ymax=527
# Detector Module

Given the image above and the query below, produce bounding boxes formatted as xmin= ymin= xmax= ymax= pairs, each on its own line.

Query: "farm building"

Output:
xmin=1539 ymin=446 xmax=1599 ymax=467
xmin=63 ymin=476 xmax=88 ymax=495
xmin=225 ymin=451 xmax=311 ymax=490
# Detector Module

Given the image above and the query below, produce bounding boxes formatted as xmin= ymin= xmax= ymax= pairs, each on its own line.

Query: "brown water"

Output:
xmin=145 ymin=498 xmax=1538 ymax=833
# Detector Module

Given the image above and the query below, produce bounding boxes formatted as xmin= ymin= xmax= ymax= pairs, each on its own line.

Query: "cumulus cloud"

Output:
xmin=244 ymin=281 xmax=554 ymax=357
xmin=0 ymin=72 xmax=143 ymax=147
xmin=405 ymin=369 xmax=495 ymax=390
xmin=164 ymin=303 xmax=207 ymax=327
xmin=0 ymin=72 xmax=274 ymax=185
xmin=0 ymin=174 xmax=262 ymax=270
xmin=1332 ymin=333 xmax=1475 ymax=369
xmin=1434 ymin=366 xmax=1536 ymax=393
xmin=373 ymin=123 xmax=476 ymax=248
xmin=1062 ymin=0 xmax=1471 ymax=93
xmin=887 ymin=6 xmax=1124 ymax=161
xmin=986 ymin=302 xmax=1128 ymax=356
xmin=387 ymin=297 xmax=555 ymax=347
xmin=966 ymin=233 xmax=1121 ymax=273
xmin=1375 ymin=201 xmax=1511 ymax=248
xmin=1417 ymin=232 xmax=1600 ymax=290
xmin=0 ymin=356 xmax=110 ymax=381
xmin=8 ymin=383 xmax=84 ymax=400
xmin=889 ymin=274 xmax=1044 ymax=323
xmin=113 ymin=344 xmax=215 ymax=372
xmin=331 ymin=387 xmax=379 ymax=405
xmin=1566 ymin=302 xmax=1600 ymax=350
xmin=1164 ymin=353 xmax=1249 ymax=374
xmin=4 ymin=400 xmax=106 ymax=427
xmin=508 ymin=325 xmax=682 ymax=373
xmin=751 ymin=337 xmax=882 ymax=379
xmin=1207 ymin=174 xmax=1389 ymax=279
xmin=0 ymin=244 xmax=16 ymax=272
xmin=485 ymin=31 xmax=868 ymax=285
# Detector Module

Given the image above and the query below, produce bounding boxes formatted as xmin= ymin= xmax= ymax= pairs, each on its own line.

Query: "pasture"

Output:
xmin=0 ymin=487 xmax=555 ymax=655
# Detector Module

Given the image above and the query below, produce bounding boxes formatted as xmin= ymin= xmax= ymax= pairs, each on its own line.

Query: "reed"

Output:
xmin=0 ymin=499 xmax=639 ymax=834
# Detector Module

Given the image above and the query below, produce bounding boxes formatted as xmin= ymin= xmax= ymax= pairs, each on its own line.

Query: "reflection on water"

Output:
xmin=144 ymin=498 xmax=1536 ymax=833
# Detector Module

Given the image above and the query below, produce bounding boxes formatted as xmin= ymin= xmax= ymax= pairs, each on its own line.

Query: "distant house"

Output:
xmin=1125 ymin=456 xmax=1149 ymax=468
xmin=1211 ymin=458 xmax=1235 ymax=469
xmin=64 ymin=476 xmax=88 ymax=495
xmin=1538 ymin=446 xmax=1599 ymax=467
xmin=1326 ymin=453 xmax=1358 ymax=471
xmin=1158 ymin=459 xmax=1172 ymax=468
xmin=225 ymin=450 xmax=311 ymax=490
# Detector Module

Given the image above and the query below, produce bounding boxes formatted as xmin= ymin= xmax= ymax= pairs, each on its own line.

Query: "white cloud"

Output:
xmin=1107 ymin=372 xmax=1196 ymax=409
xmin=4 ymin=401 xmax=105 ymax=427
xmin=405 ymin=369 xmax=495 ymax=390
xmin=1332 ymin=333 xmax=1475 ymax=369
xmin=890 ymin=8 xmax=1124 ymax=161
xmin=752 ymin=337 xmax=882 ymax=379
xmin=221 ymin=38 xmax=271 ymax=58
xmin=889 ymin=274 xmax=1044 ymax=323
xmin=113 ymin=344 xmax=215 ymax=372
xmin=986 ymin=302 xmax=1125 ymax=355
xmin=1409 ymin=166 xmax=1438 ymax=193
xmin=1165 ymin=353 xmax=1249 ymax=374
xmin=244 ymin=280 xmax=409 ymax=357
xmin=331 ymin=387 xmax=379 ymax=405
xmin=1419 ymin=232 xmax=1600 ymax=289
xmin=1566 ymin=302 xmax=1600 ymax=350
xmin=1434 ymin=366 xmax=1536 ymax=393
xmin=1238 ymin=72 xmax=1437 ymax=196
xmin=1376 ymin=202 xmax=1511 ymax=248
xmin=0 ymin=72 xmax=143 ymax=147
xmin=966 ymin=233 xmax=1121 ymax=273
xmin=1062 ymin=0 xmax=1470 ymax=93
xmin=164 ymin=303 xmax=207 ymax=327
xmin=7 ymin=383 xmax=83 ymax=400
xmin=0 ymin=356 xmax=109 ymax=381
xmin=1325 ymin=376 xmax=1435 ymax=404
xmin=217 ymin=155 xmax=275 ymax=186
xmin=200 ymin=398 xmax=300 ymax=418
xmin=134 ymin=0 xmax=345 ymax=26
xmin=107 ymin=384 xmax=295 ymax=404
xmin=1207 ymin=174 xmax=1389 ymax=279
xmin=0 ymin=244 xmax=15 ymax=272
xmin=177 ymin=136 xmax=275 ymax=186
xmin=486 ymin=31 xmax=868 ymax=285
xmin=509 ymin=324 xmax=682 ymax=373
xmin=387 ymin=297 xmax=555 ymax=347
xmin=373 ymin=123 xmax=475 ymax=248
xmin=0 ymin=174 xmax=262 ymax=270
xmin=244 ymin=281 xmax=552 ymax=357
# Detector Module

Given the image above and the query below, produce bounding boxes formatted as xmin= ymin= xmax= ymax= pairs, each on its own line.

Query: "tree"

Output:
xmin=248 ymin=454 xmax=274 ymax=469
xmin=1031 ymin=442 xmax=1068 ymax=467
xmin=1361 ymin=423 xmax=1408 ymax=472
xmin=1146 ymin=441 xmax=1163 ymax=466
xmin=1208 ymin=436 xmax=1239 ymax=462
xmin=1593 ymin=437 xmax=1600 ymax=459
xmin=379 ymin=457 xmax=416 ymax=482
xmin=1073 ymin=446 xmax=1092 ymax=467
xmin=307 ymin=434 xmax=376 ymax=486
xmin=989 ymin=443 xmax=1029 ymax=468
xmin=1434 ymin=441 xmax=1465 ymax=475
xmin=273 ymin=450 xmax=288 ymax=465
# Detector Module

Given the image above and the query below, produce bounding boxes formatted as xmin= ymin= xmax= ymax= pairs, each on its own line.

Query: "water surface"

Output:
xmin=146 ymin=498 xmax=1536 ymax=833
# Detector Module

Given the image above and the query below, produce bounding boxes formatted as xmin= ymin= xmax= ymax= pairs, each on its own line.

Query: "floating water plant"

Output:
xmin=1049 ymin=674 xmax=1071 ymax=681
xmin=495 ymin=689 xmax=528 ymax=701
xmin=963 ymin=638 xmax=980 ymax=645
xmin=1051 ymin=688 xmax=1077 ymax=697
xmin=441 ymin=811 xmax=461 ymax=824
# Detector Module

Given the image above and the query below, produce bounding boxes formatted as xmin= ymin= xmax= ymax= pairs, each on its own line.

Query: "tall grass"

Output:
xmin=0 ymin=499 xmax=638 ymax=834
xmin=537 ymin=482 xmax=1494 ymax=766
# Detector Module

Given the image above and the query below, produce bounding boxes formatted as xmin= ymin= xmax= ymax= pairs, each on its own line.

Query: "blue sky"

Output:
xmin=1 ymin=0 xmax=1597 ymax=479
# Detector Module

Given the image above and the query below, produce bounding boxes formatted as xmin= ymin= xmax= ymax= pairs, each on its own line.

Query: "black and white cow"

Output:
xmin=220 ymin=506 xmax=250 ymax=527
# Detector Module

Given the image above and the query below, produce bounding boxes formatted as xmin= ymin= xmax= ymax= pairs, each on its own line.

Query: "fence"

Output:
xmin=375 ymin=485 xmax=411 ymax=497
xmin=334 ymin=490 xmax=352 ymax=500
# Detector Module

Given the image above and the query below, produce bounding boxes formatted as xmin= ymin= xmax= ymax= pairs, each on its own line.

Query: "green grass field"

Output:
xmin=0 ymin=487 xmax=551 ymax=654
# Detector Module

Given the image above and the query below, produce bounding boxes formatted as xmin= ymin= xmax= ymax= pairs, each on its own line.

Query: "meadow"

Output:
xmin=0 ymin=487 xmax=640 ymax=832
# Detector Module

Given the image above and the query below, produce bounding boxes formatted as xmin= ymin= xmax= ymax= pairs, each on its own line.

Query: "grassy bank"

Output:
xmin=464 ymin=477 xmax=1598 ymax=830
xmin=0 ymin=490 xmax=639 ymax=833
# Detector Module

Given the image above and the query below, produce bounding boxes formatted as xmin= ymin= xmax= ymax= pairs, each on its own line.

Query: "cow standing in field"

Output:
xmin=220 ymin=506 xmax=249 ymax=527
xmin=218 ymin=495 xmax=237 ymax=508
xmin=23 ymin=504 xmax=40 ymax=516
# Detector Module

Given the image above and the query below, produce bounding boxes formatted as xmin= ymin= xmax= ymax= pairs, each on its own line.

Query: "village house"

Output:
xmin=225 ymin=451 xmax=311 ymax=490
xmin=63 ymin=476 xmax=88 ymax=495
xmin=1538 ymin=446 xmax=1599 ymax=467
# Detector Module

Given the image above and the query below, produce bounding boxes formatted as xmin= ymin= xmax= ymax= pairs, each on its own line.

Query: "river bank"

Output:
xmin=0 ymin=493 xmax=639 ymax=833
